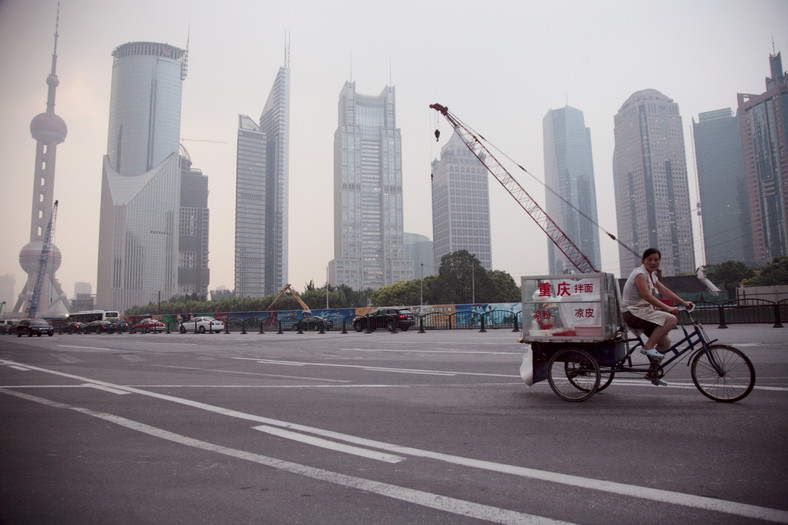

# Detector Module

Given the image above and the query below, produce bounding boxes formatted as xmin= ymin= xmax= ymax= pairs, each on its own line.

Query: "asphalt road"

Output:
xmin=1 ymin=325 xmax=787 ymax=524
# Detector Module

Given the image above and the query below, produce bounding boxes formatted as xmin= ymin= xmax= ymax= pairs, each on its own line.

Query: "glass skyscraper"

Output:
xmin=328 ymin=82 xmax=413 ymax=289
xmin=542 ymin=106 xmax=601 ymax=274
xmin=178 ymin=153 xmax=210 ymax=297
xmin=430 ymin=131 xmax=492 ymax=271
xmin=96 ymin=42 xmax=187 ymax=313
xmin=737 ymin=51 xmax=788 ymax=264
xmin=692 ymin=109 xmax=752 ymax=266
xmin=234 ymin=64 xmax=290 ymax=297
xmin=613 ymin=89 xmax=695 ymax=276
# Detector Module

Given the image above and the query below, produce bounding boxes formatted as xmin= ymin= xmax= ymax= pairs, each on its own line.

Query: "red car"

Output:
xmin=130 ymin=318 xmax=166 ymax=333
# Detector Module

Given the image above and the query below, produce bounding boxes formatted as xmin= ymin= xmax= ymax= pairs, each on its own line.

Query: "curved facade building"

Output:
xmin=96 ymin=42 xmax=187 ymax=313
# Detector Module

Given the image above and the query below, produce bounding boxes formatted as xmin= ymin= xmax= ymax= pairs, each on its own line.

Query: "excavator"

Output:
xmin=267 ymin=284 xmax=311 ymax=313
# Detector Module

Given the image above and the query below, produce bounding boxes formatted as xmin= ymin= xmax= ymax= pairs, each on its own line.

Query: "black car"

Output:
xmin=352 ymin=307 xmax=415 ymax=332
xmin=106 ymin=317 xmax=129 ymax=333
xmin=62 ymin=321 xmax=86 ymax=334
xmin=16 ymin=319 xmax=54 ymax=337
xmin=84 ymin=320 xmax=114 ymax=334
xmin=292 ymin=315 xmax=334 ymax=331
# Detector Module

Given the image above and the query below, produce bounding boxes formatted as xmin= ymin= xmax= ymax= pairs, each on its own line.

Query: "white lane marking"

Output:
xmin=239 ymin=358 xmax=516 ymax=378
xmin=8 ymin=365 xmax=30 ymax=371
xmin=2 ymin=358 xmax=787 ymax=523
xmin=341 ymin=347 xmax=521 ymax=355
xmin=0 ymin=388 xmax=568 ymax=525
xmin=153 ymin=364 xmax=351 ymax=383
xmin=82 ymin=383 xmax=131 ymax=395
xmin=253 ymin=425 xmax=406 ymax=463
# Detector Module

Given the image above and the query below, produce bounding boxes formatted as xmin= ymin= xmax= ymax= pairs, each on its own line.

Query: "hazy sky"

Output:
xmin=0 ymin=0 xmax=785 ymax=305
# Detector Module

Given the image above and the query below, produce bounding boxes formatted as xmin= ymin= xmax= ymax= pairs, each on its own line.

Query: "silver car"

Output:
xmin=179 ymin=316 xmax=225 ymax=334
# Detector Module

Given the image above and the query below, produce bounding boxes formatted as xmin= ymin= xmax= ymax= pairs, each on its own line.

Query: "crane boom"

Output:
xmin=430 ymin=104 xmax=597 ymax=273
xmin=29 ymin=200 xmax=58 ymax=318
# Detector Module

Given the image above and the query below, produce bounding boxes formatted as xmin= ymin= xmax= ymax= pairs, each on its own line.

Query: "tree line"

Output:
xmin=126 ymin=250 xmax=521 ymax=316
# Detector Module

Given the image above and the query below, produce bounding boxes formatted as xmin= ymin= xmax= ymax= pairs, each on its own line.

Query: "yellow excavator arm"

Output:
xmin=267 ymin=284 xmax=311 ymax=312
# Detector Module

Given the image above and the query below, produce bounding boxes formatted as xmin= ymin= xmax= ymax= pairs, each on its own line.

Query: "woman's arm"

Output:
xmin=655 ymin=280 xmax=694 ymax=310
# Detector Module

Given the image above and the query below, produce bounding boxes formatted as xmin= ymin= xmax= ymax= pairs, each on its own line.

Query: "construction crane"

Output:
xmin=267 ymin=284 xmax=311 ymax=313
xmin=28 ymin=200 xmax=58 ymax=318
xmin=430 ymin=104 xmax=597 ymax=273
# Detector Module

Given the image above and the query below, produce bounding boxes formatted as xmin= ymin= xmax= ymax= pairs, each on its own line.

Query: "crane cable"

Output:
xmin=441 ymin=111 xmax=640 ymax=259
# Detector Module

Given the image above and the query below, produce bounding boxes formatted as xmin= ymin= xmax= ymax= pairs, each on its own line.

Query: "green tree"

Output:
xmin=742 ymin=256 xmax=788 ymax=287
xmin=484 ymin=270 xmax=521 ymax=302
xmin=709 ymin=260 xmax=755 ymax=296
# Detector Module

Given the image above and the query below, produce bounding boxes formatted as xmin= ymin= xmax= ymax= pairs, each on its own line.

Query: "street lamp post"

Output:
xmin=420 ymin=263 xmax=424 ymax=306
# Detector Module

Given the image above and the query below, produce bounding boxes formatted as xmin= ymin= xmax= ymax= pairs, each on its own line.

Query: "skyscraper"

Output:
xmin=328 ymin=82 xmax=413 ymax=289
xmin=692 ymin=108 xmax=753 ymax=266
xmin=430 ymin=131 xmax=492 ymax=271
xmin=96 ymin=42 xmax=188 ymax=313
xmin=542 ymin=106 xmax=601 ymax=274
xmin=234 ymin=62 xmax=290 ymax=297
xmin=613 ymin=89 xmax=695 ymax=276
xmin=179 ymin=152 xmax=210 ymax=297
xmin=13 ymin=9 xmax=70 ymax=317
xmin=737 ymin=50 xmax=788 ymax=264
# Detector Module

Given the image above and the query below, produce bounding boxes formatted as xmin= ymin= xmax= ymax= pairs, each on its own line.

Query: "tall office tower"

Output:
xmin=543 ymin=106 xmax=601 ymax=274
xmin=328 ymin=82 xmax=413 ymax=289
xmin=178 ymin=153 xmax=210 ymax=297
xmin=13 ymin=9 xmax=70 ymax=317
xmin=404 ymin=232 xmax=435 ymax=278
xmin=692 ymin=109 xmax=753 ymax=266
xmin=613 ymin=89 xmax=696 ymax=276
xmin=96 ymin=42 xmax=188 ymax=313
xmin=234 ymin=62 xmax=290 ymax=297
xmin=430 ymin=131 xmax=492 ymax=271
xmin=737 ymin=50 xmax=788 ymax=264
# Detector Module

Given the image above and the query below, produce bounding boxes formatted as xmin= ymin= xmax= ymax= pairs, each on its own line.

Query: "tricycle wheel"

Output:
xmin=548 ymin=347 xmax=600 ymax=402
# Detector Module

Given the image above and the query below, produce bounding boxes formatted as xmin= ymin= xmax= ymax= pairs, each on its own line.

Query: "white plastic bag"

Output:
xmin=519 ymin=345 xmax=533 ymax=388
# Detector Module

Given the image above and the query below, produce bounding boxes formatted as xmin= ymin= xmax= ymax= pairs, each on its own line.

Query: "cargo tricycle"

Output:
xmin=521 ymin=273 xmax=755 ymax=402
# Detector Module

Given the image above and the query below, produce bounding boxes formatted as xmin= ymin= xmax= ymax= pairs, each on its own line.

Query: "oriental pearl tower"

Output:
xmin=12 ymin=7 xmax=70 ymax=317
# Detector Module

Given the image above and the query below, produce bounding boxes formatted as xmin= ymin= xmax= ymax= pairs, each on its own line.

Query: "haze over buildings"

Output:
xmin=737 ymin=51 xmax=788 ymax=264
xmin=329 ymin=82 xmax=413 ymax=289
xmin=1 ymin=1 xmax=786 ymax=308
xmin=430 ymin=131 xmax=492 ymax=271
xmin=235 ymin=60 xmax=290 ymax=297
xmin=613 ymin=89 xmax=696 ymax=277
xmin=542 ymin=106 xmax=601 ymax=274
xmin=96 ymin=42 xmax=187 ymax=314
xmin=692 ymin=108 xmax=752 ymax=266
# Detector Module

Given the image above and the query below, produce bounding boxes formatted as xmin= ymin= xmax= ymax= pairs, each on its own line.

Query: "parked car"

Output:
xmin=84 ymin=320 xmax=115 ymax=334
xmin=106 ymin=317 xmax=129 ymax=333
xmin=179 ymin=316 xmax=224 ymax=334
xmin=352 ymin=307 xmax=415 ymax=332
xmin=130 ymin=318 xmax=166 ymax=333
xmin=292 ymin=315 xmax=333 ymax=331
xmin=15 ymin=318 xmax=54 ymax=337
xmin=62 ymin=321 xmax=87 ymax=334
xmin=0 ymin=320 xmax=16 ymax=335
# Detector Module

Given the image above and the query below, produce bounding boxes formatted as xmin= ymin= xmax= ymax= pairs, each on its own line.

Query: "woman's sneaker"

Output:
xmin=640 ymin=348 xmax=664 ymax=361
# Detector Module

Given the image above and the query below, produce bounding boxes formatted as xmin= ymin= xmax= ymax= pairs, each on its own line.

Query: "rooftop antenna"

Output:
xmin=349 ymin=52 xmax=353 ymax=82
xmin=389 ymin=57 xmax=392 ymax=86
xmin=284 ymin=31 xmax=290 ymax=67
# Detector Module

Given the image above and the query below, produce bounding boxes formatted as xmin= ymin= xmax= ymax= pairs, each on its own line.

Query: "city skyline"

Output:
xmin=1 ymin=1 xmax=785 ymax=306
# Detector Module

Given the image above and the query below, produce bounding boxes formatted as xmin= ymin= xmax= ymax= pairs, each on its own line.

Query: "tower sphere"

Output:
xmin=30 ymin=112 xmax=67 ymax=144
xmin=19 ymin=240 xmax=62 ymax=274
